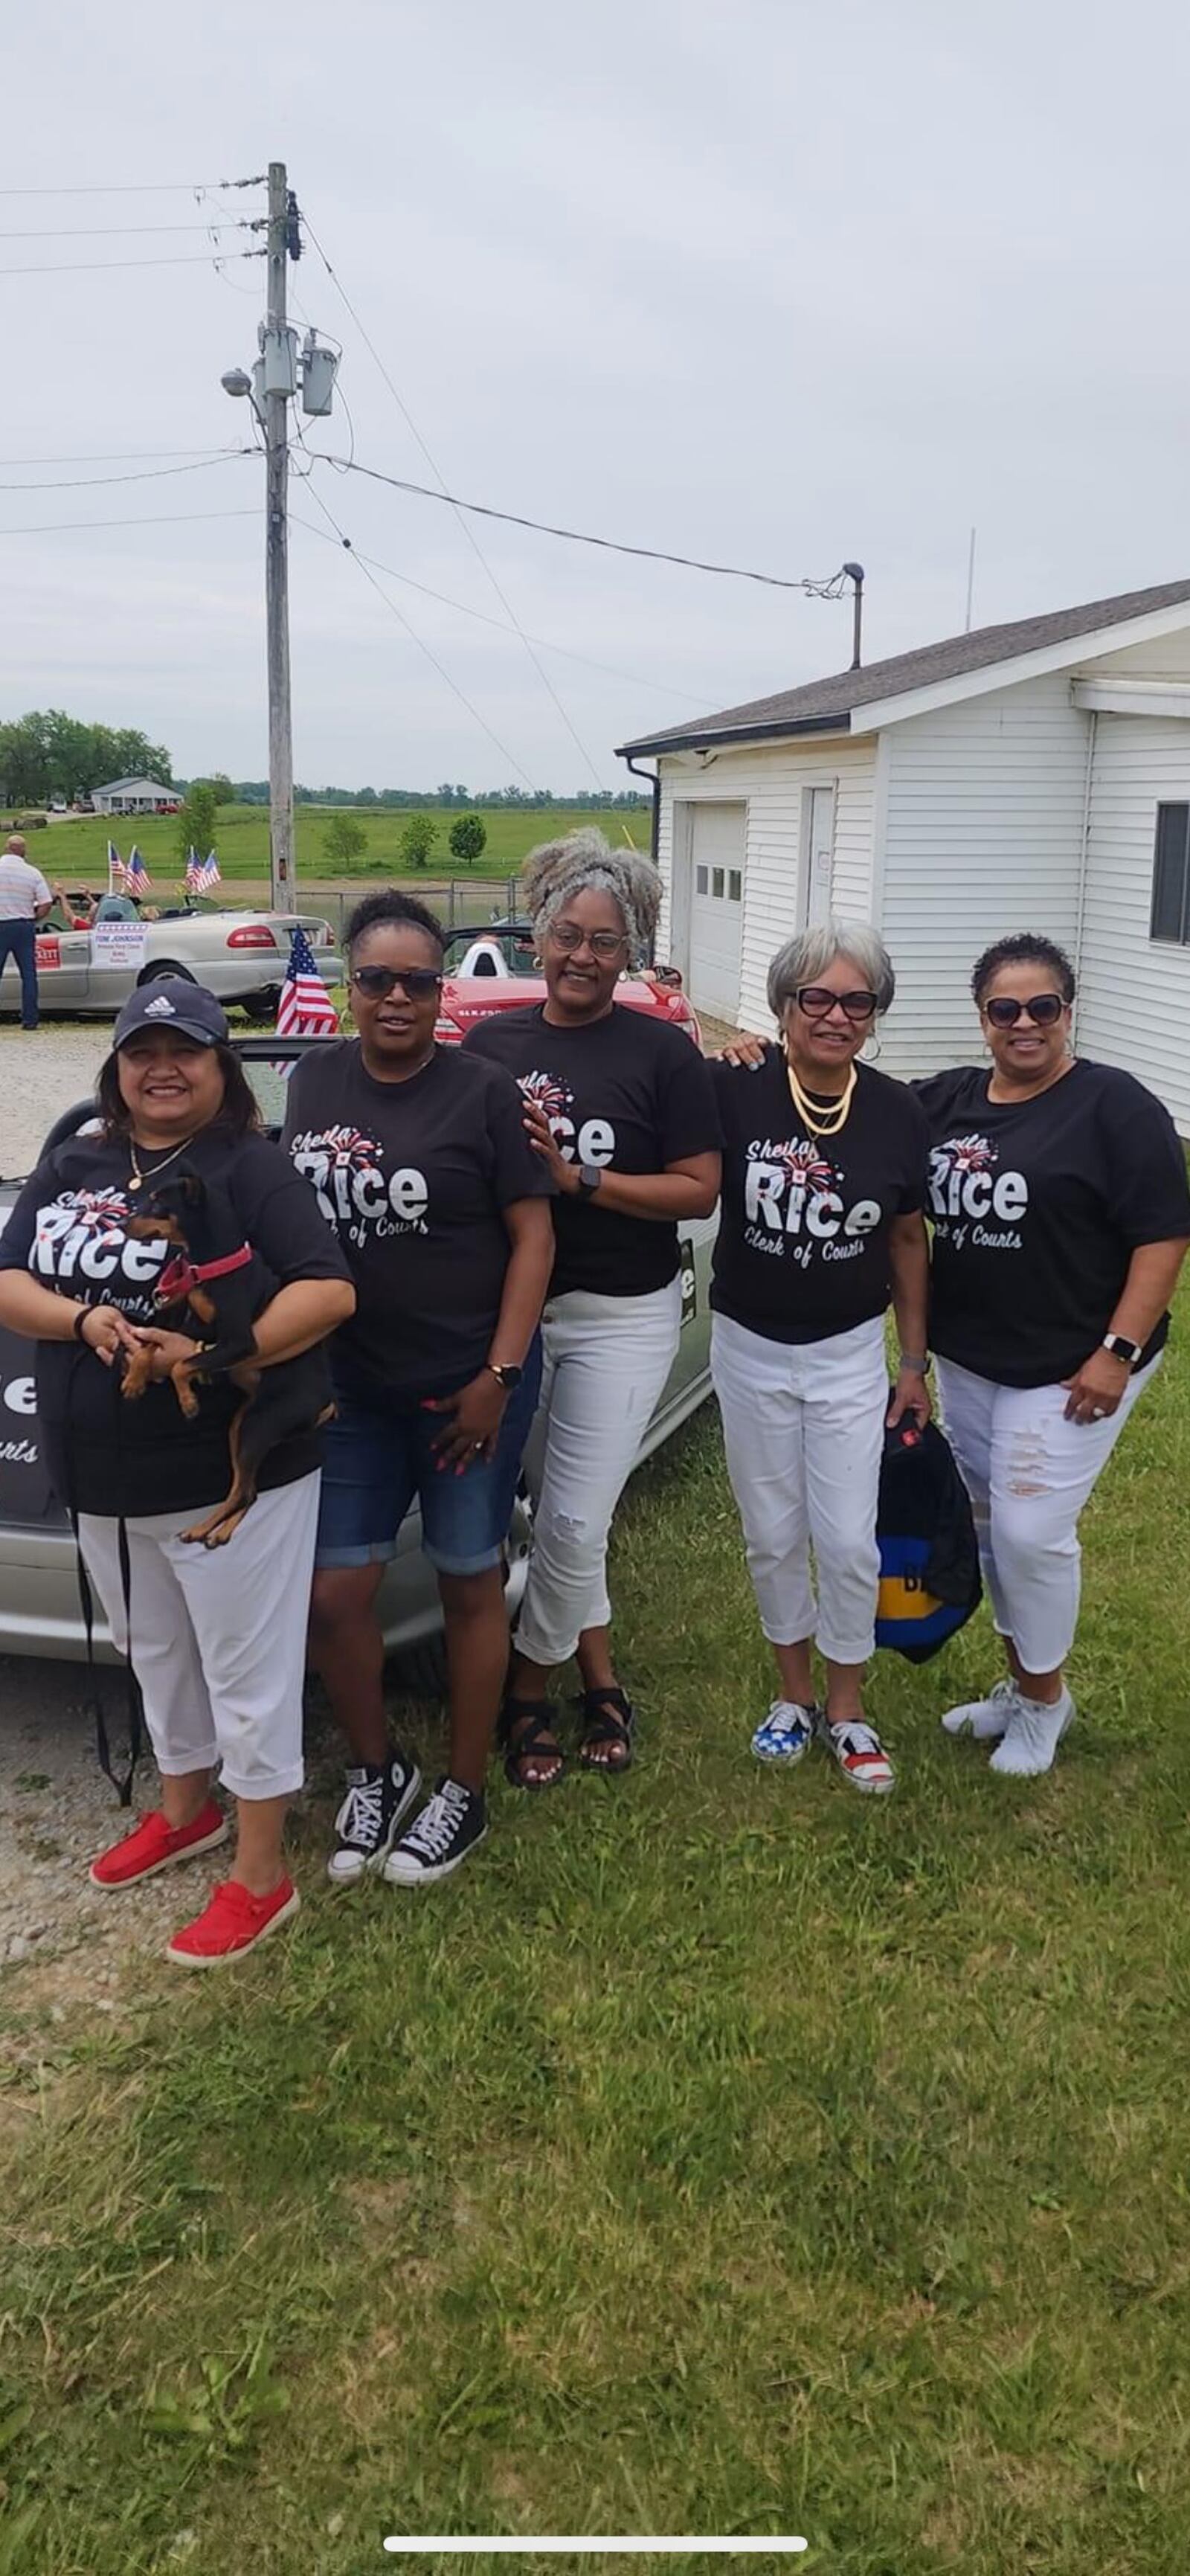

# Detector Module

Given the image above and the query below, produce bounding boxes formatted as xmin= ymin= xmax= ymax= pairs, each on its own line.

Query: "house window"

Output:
xmin=728 ymin=869 xmax=742 ymax=902
xmin=1151 ymin=804 xmax=1190 ymax=943
xmin=695 ymin=864 xmax=708 ymax=895
xmin=712 ymin=867 xmax=724 ymax=899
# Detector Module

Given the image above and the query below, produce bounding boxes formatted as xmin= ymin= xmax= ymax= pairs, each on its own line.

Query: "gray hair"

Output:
xmin=520 ymin=827 xmax=661 ymax=968
xmin=766 ymin=917 xmax=896 ymax=1019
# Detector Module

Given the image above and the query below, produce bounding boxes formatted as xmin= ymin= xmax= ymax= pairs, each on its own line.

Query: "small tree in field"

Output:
xmin=324 ymin=811 xmax=367 ymax=868
xmin=399 ymin=812 xmax=437 ymax=873
xmin=448 ymin=812 xmax=486 ymax=867
xmin=177 ymin=780 xmax=217 ymax=868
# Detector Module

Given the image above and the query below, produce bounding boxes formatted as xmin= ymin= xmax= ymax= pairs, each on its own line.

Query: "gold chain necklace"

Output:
xmin=786 ymin=1056 xmax=858 ymax=1140
xmin=126 ymin=1125 xmax=210 ymax=1194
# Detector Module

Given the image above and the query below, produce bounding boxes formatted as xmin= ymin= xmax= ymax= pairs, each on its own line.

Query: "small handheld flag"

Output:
xmin=106 ymin=841 xmax=123 ymax=890
xmin=184 ymin=847 xmax=202 ymax=894
xmin=199 ymin=849 xmax=222 ymax=891
xmin=276 ymin=925 xmax=338 ymax=1038
xmin=126 ymin=846 xmax=152 ymax=894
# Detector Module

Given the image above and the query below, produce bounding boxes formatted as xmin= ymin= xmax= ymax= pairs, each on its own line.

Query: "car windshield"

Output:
xmin=443 ymin=925 xmax=538 ymax=977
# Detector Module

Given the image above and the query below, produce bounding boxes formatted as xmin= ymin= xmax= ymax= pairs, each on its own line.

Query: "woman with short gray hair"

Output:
xmin=711 ymin=919 xmax=930 ymax=1793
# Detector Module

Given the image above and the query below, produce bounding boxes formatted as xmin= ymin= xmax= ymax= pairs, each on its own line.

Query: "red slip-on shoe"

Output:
xmin=89 ymin=1801 xmax=228 ymax=1890
xmin=165 ymin=1876 xmax=300 ymax=1969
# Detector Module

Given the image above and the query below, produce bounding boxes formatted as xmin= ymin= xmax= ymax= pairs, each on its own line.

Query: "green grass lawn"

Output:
xmin=4 ymin=1317 xmax=1190 ymax=2570
xmin=15 ymin=803 xmax=649 ymax=908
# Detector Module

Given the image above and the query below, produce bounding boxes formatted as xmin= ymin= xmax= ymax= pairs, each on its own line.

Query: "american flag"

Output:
xmin=277 ymin=925 xmax=338 ymax=1038
xmin=126 ymin=846 xmax=152 ymax=893
xmin=199 ymin=849 xmax=222 ymax=892
xmin=106 ymin=841 xmax=123 ymax=890
xmin=184 ymin=847 xmax=202 ymax=893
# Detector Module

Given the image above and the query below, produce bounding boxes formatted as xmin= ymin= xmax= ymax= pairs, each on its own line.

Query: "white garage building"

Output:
xmin=618 ymin=576 xmax=1190 ymax=1130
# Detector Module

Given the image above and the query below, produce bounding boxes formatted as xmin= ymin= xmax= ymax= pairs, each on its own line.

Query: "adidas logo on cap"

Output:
xmin=144 ymin=995 xmax=177 ymax=1018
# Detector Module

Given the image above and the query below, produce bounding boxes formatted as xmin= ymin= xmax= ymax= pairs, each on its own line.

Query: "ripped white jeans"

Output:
xmin=936 ymin=1353 xmax=1160 ymax=1674
xmin=515 ymin=1276 xmax=681 ymax=1668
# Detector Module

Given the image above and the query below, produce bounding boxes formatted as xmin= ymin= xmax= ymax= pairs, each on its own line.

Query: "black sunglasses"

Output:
xmin=983 ymin=992 xmax=1065 ymax=1030
xmin=796 ymin=984 xmax=878 ymax=1024
xmin=350 ymin=965 xmax=443 ymax=1000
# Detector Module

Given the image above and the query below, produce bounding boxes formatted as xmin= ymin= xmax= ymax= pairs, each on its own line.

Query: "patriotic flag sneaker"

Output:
xmin=751 ymin=1699 xmax=817 ymax=1763
xmin=327 ymin=1751 xmax=422 ymax=1886
xmin=941 ymin=1679 xmax=1020 ymax=1741
xmin=165 ymin=1876 xmax=300 ymax=1968
xmin=988 ymin=1688 xmax=1075 ymax=1779
xmin=817 ymin=1711 xmax=895 ymax=1796
xmin=383 ymin=1776 xmax=487 ymax=1885
xmin=89 ymin=1799 xmax=228 ymax=1890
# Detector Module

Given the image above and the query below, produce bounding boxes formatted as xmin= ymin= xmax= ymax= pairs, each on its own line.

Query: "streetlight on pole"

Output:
xmin=222 ymin=162 xmax=338 ymax=914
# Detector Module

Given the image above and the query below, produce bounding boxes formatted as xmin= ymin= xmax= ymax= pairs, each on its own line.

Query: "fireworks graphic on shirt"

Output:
xmin=292 ymin=1123 xmax=381 ymax=1175
xmin=51 ymin=1187 xmax=132 ymax=1236
xmin=518 ymin=1069 xmax=573 ymax=1123
xmin=774 ymin=1136 xmax=840 ymax=1195
xmin=943 ymin=1133 xmax=995 ymax=1175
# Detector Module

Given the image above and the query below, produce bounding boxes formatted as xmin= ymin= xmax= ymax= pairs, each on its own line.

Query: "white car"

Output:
xmin=0 ymin=902 xmax=342 ymax=1021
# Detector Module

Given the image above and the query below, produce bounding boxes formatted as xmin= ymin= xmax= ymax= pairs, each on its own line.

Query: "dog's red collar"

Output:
xmin=155 ymin=1242 xmax=253 ymax=1306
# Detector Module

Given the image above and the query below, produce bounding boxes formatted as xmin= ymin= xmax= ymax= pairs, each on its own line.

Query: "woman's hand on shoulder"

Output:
xmin=715 ymin=1032 xmax=767 ymax=1070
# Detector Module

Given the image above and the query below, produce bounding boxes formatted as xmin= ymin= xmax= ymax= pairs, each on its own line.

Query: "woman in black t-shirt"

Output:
xmin=715 ymin=922 xmax=930 ymax=1795
xmin=282 ymin=892 xmax=554 ymax=1888
xmin=0 ymin=981 xmax=354 ymax=1967
xmin=464 ymin=832 xmax=721 ymax=1788
xmin=916 ymin=932 xmax=1190 ymax=1777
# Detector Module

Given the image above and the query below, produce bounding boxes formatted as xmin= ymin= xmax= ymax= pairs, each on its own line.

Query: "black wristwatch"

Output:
xmin=577 ymin=1164 xmax=604 ymax=1198
xmin=1101 ymin=1332 xmax=1142 ymax=1366
xmin=486 ymin=1361 xmax=523 ymax=1391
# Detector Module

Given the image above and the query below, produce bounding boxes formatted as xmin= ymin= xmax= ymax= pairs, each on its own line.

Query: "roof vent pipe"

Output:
xmin=843 ymin=563 xmax=866 ymax=669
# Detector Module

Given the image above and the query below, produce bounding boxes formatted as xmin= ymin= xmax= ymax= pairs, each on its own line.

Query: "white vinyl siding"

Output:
xmin=1075 ymin=714 xmax=1190 ymax=1132
xmin=657 ymin=736 xmax=878 ymax=1030
xmin=875 ymin=674 xmax=1091 ymax=1078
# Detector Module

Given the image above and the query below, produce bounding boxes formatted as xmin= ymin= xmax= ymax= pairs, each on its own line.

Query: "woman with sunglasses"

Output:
xmin=713 ymin=922 xmax=930 ymax=1793
xmin=282 ymin=891 xmax=554 ymax=1883
xmin=464 ymin=832 xmax=721 ymax=1785
xmin=916 ymin=931 xmax=1190 ymax=1776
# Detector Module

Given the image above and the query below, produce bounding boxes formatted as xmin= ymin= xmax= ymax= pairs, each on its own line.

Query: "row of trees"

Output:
xmin=0 ymin=710 xmax=175 ymax=806
xmin=236 ymin=783 xmax=650 ymax=812
xmin=324 ymin=811 xmax=488 ymax=870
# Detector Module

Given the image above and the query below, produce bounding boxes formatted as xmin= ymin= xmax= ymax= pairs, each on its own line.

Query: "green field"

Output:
xmin=4 ymin=1304 xmax=1190 ymax=2569
xmin=12 ymin=803 xmax=650 ymax=904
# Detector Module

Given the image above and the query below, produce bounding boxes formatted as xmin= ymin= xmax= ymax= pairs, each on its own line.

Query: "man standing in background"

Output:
xmin=0 ymin=834 xmax=53 ymax=1031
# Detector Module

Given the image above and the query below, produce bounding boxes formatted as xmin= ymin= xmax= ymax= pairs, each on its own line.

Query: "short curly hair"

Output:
xmin=520 ymin=828 xmax=661 ymax=967
xmin=971 ymin=931 xmax=1075 ymax=1007
xmin=344 ymin=888 xmax=445 ymax=959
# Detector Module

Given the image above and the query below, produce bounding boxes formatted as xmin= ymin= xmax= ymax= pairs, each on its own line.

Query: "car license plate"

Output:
xmin=679 ymin=1239 xmax=697 ymax=1327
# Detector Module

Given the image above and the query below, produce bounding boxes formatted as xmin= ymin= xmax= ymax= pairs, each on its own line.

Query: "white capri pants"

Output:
xmin=936 ymin=1355 xmax=1159 ymax=1674
xmin=516 ymin=1276 xmax=681 ymax=1668
xmin=710 ymin=1311 xmax=888 ymax=1665
xmin=77 ymin=1470 xmax=321 ymax=1802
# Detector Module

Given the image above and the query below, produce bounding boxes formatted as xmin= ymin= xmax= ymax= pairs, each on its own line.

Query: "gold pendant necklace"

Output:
xmin=786 ymin=1057 xmax=857 ymax=1140
xmin=127 ymin=1128 xmax=208 ymax=1193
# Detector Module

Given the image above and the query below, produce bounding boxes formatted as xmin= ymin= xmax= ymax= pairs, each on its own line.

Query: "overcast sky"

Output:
xmin=2 ymin=0 xmax=1188 ymax=791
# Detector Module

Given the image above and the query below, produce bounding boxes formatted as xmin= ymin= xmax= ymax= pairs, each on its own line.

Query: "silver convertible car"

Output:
xmin=0 ymin=902 xmax=342 ymax=1022
xmin=0 ymin=1034 xmax=716 ymax=1670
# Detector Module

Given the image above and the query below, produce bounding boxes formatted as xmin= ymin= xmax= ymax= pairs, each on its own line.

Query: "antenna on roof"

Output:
xmin=842 ymin=562 xmax=865 ymax=668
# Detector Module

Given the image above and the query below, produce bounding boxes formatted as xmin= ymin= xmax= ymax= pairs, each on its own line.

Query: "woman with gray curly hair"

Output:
xmin=713 ymin=920 xmax=930 ymax=1795
xmin=465 ymin=829 xmax=721 ymax=1786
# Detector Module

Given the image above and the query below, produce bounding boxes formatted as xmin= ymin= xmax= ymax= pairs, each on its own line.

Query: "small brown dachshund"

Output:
xmin=121 ymin=1169 xmax=332 ymax=1549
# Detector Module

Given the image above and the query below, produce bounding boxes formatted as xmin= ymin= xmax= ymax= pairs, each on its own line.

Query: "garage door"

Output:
xmin=687 ymin=804 xmax=744 ymax=1020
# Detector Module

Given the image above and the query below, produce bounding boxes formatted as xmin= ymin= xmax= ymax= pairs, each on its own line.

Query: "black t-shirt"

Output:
xmin=282 ymin=1038 xmax=550 ymax=1399
xmin=913 ymin=1059 xmax=1190 ymax=1387
xmin=0 ymin=1125 xmax=349 ymax=1517
xmin=462 ymin=1003 xmax=721 ymax=1298
xmin=710 ymin=1047 xmax=927 ymax=1343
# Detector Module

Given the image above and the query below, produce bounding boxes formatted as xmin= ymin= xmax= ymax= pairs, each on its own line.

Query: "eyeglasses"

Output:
xmin=982 ymin=992 xmax=1065 ymax=1030
xmin=549 ymin=922 xmax=628 ymax=960
xmin=795 ymin=985 xmax=878 ymax=1024
xmin=350 ymin=965 xmax=443 ymax=1000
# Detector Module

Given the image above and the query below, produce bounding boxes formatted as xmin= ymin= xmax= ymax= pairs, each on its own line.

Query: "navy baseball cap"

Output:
xmin=113 ymin=980 xmax=229 ymax=1050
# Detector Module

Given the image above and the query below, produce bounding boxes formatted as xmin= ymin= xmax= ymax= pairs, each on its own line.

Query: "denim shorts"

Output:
xmin=315 ymin=1342 xmax=541 ymax=1578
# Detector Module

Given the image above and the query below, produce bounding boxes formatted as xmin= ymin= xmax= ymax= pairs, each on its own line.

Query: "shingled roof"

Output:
xmin=617 ymin=575 xmax=1190 ymax=758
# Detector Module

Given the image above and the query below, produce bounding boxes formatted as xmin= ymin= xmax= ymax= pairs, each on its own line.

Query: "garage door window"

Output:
xmin=695 ymin=865 xmax=708 ymax=894
xmin=1151 ymin=803 xmax=1190 ymax=943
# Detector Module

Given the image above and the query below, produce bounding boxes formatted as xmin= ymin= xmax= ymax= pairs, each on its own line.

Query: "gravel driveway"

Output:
xmin=0 ymin=1022 xmax=109 ymax=1180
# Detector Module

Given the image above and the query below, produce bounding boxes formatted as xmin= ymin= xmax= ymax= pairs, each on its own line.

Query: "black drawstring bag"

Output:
xmin=875 ymin=1413 xmax=982 ymax=1663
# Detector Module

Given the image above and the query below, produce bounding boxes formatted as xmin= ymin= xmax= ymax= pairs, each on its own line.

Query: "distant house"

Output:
xmin=617 ymin=576 xmax=1190 ymax=1129
xmin=91 ymin=777 xmax=181 ymax=817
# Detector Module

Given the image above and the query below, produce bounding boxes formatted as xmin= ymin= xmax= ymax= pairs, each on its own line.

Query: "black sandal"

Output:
xmin=576 ymin=1686 xmax=636 ymax=1775
xmin=498 ymin=1695 xmax=566 ymax=1792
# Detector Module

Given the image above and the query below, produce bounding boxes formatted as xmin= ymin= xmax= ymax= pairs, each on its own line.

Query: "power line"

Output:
xmin=0 ymin=445 xmax=248 ymax=466
xmin=320 ymin=455 xmax=853 ymax=598
xmin=290 ymin=510 xmax=709 ymax=705
xmin=301 ymin=478 xmax=541 ymax=791
xmin=0 ymin=250 xmax=264 ymax=278
xmin=301 ymin=213 xmax=610 ymax=791
xmin=0 ymin=506 xmax=257 ymax=538
xmin=0 ymin=451 xmax=254 ymax=492
xmin=0 ymin=176 xmax=265 ymax=197
xmin=0 ymin=220 xmax=252 ymax=241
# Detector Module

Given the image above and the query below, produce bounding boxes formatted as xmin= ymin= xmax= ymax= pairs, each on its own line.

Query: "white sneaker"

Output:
xmin=941 ymin=1678 xmax=1019 ymax=1741
xmin=988 ymin=1689 xmax=1075 ymax=1778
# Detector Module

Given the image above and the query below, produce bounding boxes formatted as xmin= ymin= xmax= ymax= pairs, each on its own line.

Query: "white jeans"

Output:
xmin=77 ymin=1471 xmax=321 ymax=1802
xmin=936 ymin=1355 xmax=1160 ymax=1674
xmin=710 ymin=1311 xmax=888 ymax=1664
xmin=517 ymin=1276 xmax=681 ymax=1668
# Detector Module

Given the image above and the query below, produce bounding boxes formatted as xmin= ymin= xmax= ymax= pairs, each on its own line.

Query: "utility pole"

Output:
xmin=265 ymin=160 xmax=294 ymax=913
